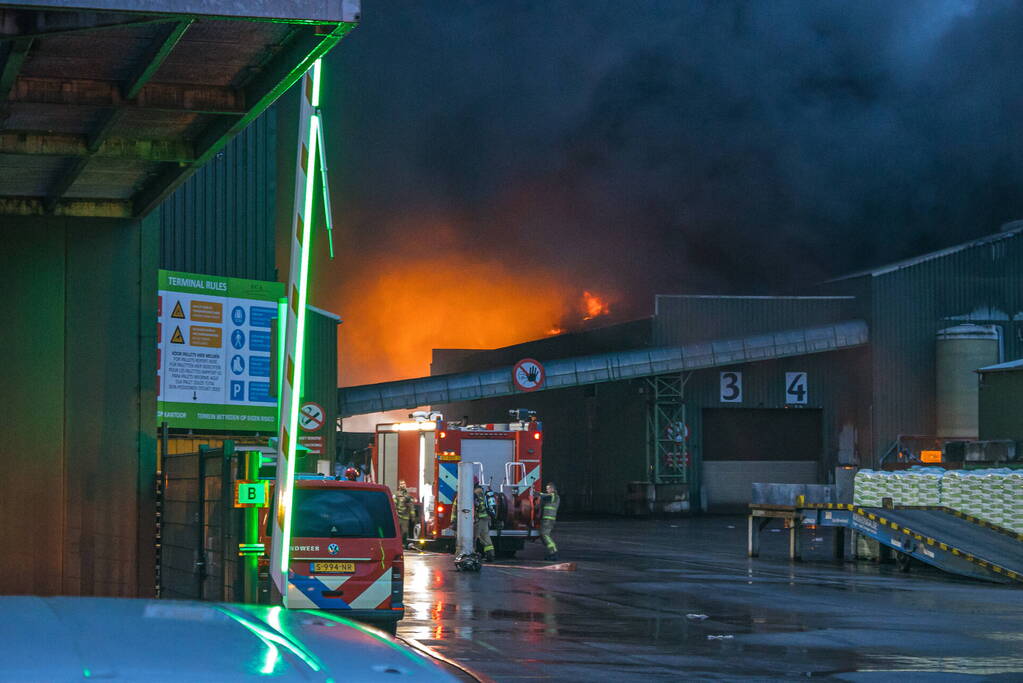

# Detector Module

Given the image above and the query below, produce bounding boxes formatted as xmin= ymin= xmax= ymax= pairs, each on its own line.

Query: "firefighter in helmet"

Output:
xmin=394 ymin=480 xmax=415 ymax=546
xmin=343 ymin=466 xmax=359 ymax=481
xmin=473 ymin=484 xmax=495 ymax=561
xmin=538 ymin=482 xmax=560 ymax=561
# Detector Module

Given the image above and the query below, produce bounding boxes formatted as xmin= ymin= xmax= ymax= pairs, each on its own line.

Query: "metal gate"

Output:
xmin=159 ymin=442 xmax=242 ymax=601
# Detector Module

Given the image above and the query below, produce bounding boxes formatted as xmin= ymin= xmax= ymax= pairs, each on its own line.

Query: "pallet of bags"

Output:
xmin=853 ymin=469 xmax=882 ymax=506
xmin=939 ymin=469 xmax=966 ymax=513
xmin=1005 ymin=472 xmax=1023 ymax=534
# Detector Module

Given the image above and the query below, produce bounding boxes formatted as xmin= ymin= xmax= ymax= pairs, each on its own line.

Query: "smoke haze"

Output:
xmin=310 ymin=0 xmax=1023 ymax=385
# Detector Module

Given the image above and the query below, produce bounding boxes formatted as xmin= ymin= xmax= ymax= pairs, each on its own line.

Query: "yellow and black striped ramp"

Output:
xmin=804 ymin=503 xmax=1023 ymax=584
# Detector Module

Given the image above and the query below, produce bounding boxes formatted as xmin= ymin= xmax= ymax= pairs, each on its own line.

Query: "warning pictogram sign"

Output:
xmin=170 ymin=326 xmax=185 ymax=344
xmin=512 ymin=358 xmax=545 ymax=392
xmin=171 ymin=301 xmax=186 ymax=319
xmin=299 ymin=401 xmax=325 ymax=432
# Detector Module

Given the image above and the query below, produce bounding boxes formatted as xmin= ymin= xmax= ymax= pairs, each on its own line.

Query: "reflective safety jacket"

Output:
xmin=394 ymin=488 xmax=414 ymax=520
xmin=540 ymin=492 xmax=560 ymax=522
xmin=474 ymin=492 xmax=490 ymax=521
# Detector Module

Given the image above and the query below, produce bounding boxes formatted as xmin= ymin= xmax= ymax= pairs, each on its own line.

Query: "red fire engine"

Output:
xmin=371 ymin=410 xmax=543 ymax=556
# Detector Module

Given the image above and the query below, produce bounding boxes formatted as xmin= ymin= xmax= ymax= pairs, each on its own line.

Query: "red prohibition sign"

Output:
xmin=512 ymin=358 xmax=545 ymax=392
xmin=299 ymin=401 xmax=325 ymax=432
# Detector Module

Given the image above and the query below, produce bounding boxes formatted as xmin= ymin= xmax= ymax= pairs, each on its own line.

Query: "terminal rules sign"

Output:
xmin=157 ymin=270 xmax=284 ymax=430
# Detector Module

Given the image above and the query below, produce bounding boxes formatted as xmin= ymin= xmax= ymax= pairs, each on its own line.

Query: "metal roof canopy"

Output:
xmin=339 ymin=320 xmax=869 ymax=417
xmin=0 ymin=0 xmax=358 ymax=218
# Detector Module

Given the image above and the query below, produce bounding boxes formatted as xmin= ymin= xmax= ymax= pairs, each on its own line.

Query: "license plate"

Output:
xmin=311 ymin=562 xmax=355 ymax=573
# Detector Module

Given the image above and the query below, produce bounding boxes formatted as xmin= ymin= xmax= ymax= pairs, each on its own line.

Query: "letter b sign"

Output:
xmin=234 ymin=481 xmax=267 ymax=508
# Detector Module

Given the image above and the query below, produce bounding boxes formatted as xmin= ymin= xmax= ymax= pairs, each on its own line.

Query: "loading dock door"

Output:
xmin=701 ymin=408 xmax=822 ymax=511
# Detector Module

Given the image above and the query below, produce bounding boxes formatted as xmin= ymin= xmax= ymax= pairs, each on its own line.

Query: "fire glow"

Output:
xmin=325 ymin=228 xmax=617 ymax=386
xmin=582 ymin=290 xmax=611 ymax=320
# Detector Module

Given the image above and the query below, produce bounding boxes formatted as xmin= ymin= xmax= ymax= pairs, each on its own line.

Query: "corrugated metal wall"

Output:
xmin=978 ymin=370 xmax=1023 ymax=441
xmin=864 ymin=233 xmax=1023 ymax=463
xmin=439 ymin=380 xmax=647 ymax=515
xmin=653 ymin=296 xmax=859 ymax=346
xmin=303 ymin=309 xmax=341 ymax=462
xmin=678 ymin=348 xmax=870 ymax=507
xmin=1 ymin=213 xmax=158 ymax=597
xmin=158 ymin=106 xmax=278 ymax=281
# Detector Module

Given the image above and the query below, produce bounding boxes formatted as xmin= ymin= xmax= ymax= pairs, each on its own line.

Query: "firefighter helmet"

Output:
xmin=344 ymin=467 xmax=359 ymax=481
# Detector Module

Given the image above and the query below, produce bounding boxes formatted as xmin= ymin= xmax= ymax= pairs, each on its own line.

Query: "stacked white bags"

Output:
xmin=851 ymin=467 xmax=1023 ymax=533
xmin=1006 ymin=473 xmax=1023 ymax=533
xmin=852 ymin=470 xmax=882 ymax=506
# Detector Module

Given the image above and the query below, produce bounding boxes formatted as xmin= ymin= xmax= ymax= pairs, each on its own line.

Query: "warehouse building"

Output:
xmin=0 ymin=1 xmax=356 ymax=596
xmin=424 ymin=224 xmax=1023 ymax=513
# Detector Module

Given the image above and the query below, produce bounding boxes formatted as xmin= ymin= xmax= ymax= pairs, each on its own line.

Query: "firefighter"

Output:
xmin=473 ymin=484 xmax=495 ymax=561
xmin=394 ymin=480 xmax=415 ymax=545
xmin=538 ymin=482 xmax=560 ymax=561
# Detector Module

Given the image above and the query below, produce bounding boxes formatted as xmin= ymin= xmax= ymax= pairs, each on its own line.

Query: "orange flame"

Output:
xmin=323 ymin=230 xmax=577 ymax=386
xmin=582 ymin=290 xmax=611 ymax=320
xmin=546 ymin=326 xmax=566 ymax=336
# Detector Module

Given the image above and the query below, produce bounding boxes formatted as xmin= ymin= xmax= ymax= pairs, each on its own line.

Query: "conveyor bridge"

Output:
xmin=339 ymin=319 xmax=867 ymax=417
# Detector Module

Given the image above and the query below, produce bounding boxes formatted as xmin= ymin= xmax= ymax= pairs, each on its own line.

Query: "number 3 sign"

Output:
xmin=720 ymin=371 xmax=742 ymax=403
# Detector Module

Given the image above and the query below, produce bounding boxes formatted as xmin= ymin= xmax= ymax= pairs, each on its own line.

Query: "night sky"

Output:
xmin=310 ymin=0 xmax=1023 ymax=385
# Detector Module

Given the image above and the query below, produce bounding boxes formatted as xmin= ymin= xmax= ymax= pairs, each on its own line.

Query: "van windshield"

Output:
xmin=291 ymin=488 xmax=396 ymax=539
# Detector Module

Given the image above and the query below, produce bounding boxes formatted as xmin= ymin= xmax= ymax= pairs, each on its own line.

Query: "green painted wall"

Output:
xmin=0 ymin=214 xmax=157 ymax=596
xmin=159 ymin=106 xmax=278 ymax=282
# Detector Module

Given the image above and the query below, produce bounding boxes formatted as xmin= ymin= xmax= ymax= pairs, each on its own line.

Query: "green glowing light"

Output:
xmin=315 ymin=118 xmax=335 ymax=260
xmin=279 ymin=111 xmax=320 ymax=576
xmin=261 ymin=642 xmax=281 ymax=675
xmin=311 ymin=58 xmax=322 ymax=108
xmin=217 ymin=607 xmax=323 ymax=673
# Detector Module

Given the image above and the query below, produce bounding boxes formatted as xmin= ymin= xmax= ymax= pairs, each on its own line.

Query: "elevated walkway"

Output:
xmin=339 ymin=319 xmax=868 ymax=417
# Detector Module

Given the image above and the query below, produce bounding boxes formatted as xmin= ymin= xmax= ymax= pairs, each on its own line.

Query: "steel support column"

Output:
xmin=645 ymin=373 xmax=688 ymax=485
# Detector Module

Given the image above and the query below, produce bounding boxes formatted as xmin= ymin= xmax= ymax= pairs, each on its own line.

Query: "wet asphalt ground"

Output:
xmin=396 ymin=516 xmax=1023 ymax=681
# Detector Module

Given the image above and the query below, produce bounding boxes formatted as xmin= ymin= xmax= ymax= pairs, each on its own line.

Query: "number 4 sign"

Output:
xmin=786 ymin=372 xmax=808 ymax=404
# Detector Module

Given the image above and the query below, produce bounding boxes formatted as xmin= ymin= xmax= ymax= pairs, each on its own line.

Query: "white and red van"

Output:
xmin=261 ymin=476 xmax=405 ymax=634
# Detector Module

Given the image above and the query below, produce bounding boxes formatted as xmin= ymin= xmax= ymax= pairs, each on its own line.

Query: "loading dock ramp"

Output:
xmin=802 ymin=503 xmax=1023 ymax=584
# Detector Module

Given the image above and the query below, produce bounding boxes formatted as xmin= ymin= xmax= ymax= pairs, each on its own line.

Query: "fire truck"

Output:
xmin=371 ymin=410 xmax=543 ymax=556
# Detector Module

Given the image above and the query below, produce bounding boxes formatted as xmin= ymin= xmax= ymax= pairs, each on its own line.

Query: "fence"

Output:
xmin=159 ymin=442 xmax=243 ymax=601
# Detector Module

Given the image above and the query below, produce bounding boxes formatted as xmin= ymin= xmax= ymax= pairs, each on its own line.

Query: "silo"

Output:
xmin=936 ymin=324 xmax=1000 ymax=438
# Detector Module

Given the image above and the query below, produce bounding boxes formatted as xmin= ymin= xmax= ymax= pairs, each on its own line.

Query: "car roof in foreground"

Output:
xmin=0 ymin=596 xmax=469 ymax=682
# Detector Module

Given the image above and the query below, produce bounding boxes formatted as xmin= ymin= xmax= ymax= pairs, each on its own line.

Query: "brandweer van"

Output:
xmin=261 ymin=476 xmax=404 ymax=635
